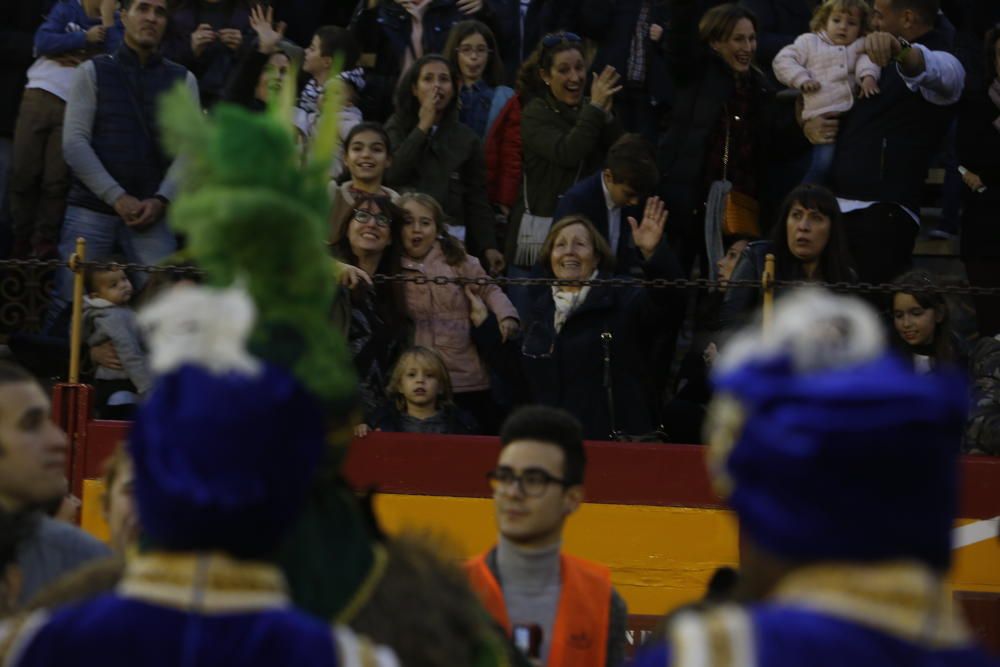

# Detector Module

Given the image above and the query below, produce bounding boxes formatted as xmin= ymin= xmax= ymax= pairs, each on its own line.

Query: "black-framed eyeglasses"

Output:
xmin=353 ymin=209 xmax=390 ymax=228
xmin=457 ymin=45 xmax=492 ymax=56
xmin=541 ymin=32 xmax=582 ymax=49
xmin=487 ymin=466 xmax=570 ymax=497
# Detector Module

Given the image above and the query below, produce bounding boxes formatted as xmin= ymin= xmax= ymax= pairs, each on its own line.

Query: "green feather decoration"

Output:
xmin=157 ymin=81 xmax=356 ymax=412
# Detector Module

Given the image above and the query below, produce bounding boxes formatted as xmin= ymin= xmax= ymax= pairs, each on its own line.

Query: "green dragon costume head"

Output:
xmin=158 ymin=75 xmax=353 ymax=416
xmin=157 ymin=76 xmax=512 ymax=667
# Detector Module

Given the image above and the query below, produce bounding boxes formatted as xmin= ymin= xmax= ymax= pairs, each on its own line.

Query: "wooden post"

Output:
xmin=762 ymin=253 xmax=776 ymax=335
xmin=68 ymin=237 xmax=86 ymax=384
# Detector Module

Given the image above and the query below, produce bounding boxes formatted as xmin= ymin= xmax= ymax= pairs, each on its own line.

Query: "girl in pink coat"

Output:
xmin=398 ymin=192 xmax=519 ymax=431
xmin=773 ymin=0 xmax=880 ymax=184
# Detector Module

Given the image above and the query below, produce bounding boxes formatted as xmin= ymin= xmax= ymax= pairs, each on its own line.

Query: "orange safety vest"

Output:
xmin=464 ymin=549 xmax=612 ymax=667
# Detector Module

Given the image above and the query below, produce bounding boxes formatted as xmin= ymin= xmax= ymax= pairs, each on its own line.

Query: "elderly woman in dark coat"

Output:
xmin=519 ymin=199 xmax=683 ymax=439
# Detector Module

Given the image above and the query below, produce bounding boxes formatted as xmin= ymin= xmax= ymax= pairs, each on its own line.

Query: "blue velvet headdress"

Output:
xmin=129 ymin=285 xmax=326 ymax=558
xmin=706 ymin=290 xmax=968 ymax=569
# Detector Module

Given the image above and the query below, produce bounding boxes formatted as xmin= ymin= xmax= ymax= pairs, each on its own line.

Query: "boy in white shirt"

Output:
xmin=9 ymin=0 xmax=120 ymax=258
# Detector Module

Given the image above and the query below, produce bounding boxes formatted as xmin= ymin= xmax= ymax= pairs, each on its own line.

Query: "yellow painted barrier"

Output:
xmin=80 ymin=483 xmax=1000 ymax=618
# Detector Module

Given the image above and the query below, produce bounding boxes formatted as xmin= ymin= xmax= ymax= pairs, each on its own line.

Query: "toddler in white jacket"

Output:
xmin=773 ymin=0 xmax=880 ymax=184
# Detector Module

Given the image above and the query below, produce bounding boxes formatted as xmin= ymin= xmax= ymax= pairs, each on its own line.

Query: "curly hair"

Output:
xmin=809 ymin=0 xmax=873 ymax=35
xmin=516 ymin=34 xmax=586 ymax=100
xmin=386 ymin=346 xmax=454 ymax=412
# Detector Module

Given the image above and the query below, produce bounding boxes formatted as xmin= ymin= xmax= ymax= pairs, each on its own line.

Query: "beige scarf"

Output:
xmin=551 ymin=270 xmax=597 ymax=333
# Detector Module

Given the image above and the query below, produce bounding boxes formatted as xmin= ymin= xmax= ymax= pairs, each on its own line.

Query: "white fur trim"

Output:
xmin=137 ymin=282 xmax=261 ymax=377
xmin=716 ymin=289 xmax=884 ymax=375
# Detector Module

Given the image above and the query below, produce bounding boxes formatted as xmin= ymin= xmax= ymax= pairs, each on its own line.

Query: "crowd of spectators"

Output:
xmin=0 ymin=0 xmax=999 ymax=453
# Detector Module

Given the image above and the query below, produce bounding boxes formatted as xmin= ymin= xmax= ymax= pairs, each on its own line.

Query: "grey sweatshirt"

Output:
xmin=83 ymin=296 xmax=152 ymax=394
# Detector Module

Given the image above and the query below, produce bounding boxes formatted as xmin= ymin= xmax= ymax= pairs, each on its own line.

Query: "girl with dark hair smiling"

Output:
xmin=890 ymin=270 xmax=966 ymax=374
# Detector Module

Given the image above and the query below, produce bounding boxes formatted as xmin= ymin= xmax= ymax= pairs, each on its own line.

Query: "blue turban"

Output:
xmin=711 ymin=352 xmax=967 ymax=570
xmin=129 ymin=363 xmax=326 ymax=559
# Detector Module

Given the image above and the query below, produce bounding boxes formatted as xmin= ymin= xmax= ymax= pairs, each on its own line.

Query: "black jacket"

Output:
xmin=579 ymin=0 xmax=672 ymax=106
xmin=656 ymin=0 xmax=806 ymax=256
xmin=716 ymin=240 xmax=856 ymax=332
xmin=519 ymin=248 xmax=683 ymax=439
xmin=830 ymin=21 xmax=959 ymax=215
xmin=957 ymin=92 xmax=1000 ymax=259
xmin=369 ymin=402 xmax=479 ymax=434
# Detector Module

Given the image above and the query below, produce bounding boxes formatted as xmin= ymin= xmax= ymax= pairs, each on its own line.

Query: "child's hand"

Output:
xmin=800 ymin=79 xmax=821 ymax=94
xmin=354 ymin=423 xmax=371 ymax=438
xmin=90 ymin=340 xmax=123 ymax=370
xmin=499 ymin=317 xmax=520 ymax=343
xmin=859 ymin=75 xmax=879 ymax=98
xmin=484 ymin=248 xmax=505 ymax=276
xmin=85 ymin=24 xmax=107 ymax=44
xmin=465 ymin=285 xmax=489 ymax=327
xmin=649 ymin=24 xmax=664 ymax=42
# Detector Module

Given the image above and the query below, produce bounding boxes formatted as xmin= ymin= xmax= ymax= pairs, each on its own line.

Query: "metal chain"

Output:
xmin=3 ymin=258 xmax=1000 ymax=296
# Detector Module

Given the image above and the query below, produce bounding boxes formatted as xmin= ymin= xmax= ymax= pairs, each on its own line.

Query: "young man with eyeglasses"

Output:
xmin=465 ymin=405 xmax=627 ymax=667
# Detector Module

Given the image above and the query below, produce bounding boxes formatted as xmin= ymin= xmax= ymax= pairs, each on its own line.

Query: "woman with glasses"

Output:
xmin=505 ymin=32 xmax=624 ymax=313
xmin=518 ymin=203 xmax=683 ymax=440
xmin=444 ymin=21 xmax=522 ymax=224
xmin=444 ymin=20 xmax=513 ymax=140
xmin=657 ymin=2 xmax=809 ymax=274
xmin=384 ymin=55 xmax=506 ymax=277
xmin=330 ymin=194 xmax=411 ymax=422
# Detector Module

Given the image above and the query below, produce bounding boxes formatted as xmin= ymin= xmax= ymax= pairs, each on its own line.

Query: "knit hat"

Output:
xmin=706 ymin=290 xmax=968 ymax=569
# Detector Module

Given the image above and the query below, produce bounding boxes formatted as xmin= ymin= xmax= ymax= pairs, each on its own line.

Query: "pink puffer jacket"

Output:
xmin=773 ymin=31 xmax=880 ymax=120
xmin=401 ymin=242 xmax=519 ymax=392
